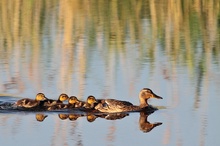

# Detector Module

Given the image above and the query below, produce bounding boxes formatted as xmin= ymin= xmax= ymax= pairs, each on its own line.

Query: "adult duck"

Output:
xmin=95 ymin=88 xmax=162 ymax=113
xmin=14 ymin=93 xmax=47 ymax=108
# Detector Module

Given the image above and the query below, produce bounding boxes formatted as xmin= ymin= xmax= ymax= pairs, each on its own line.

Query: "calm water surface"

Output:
xmin=0 ymin=0 xmax=220 ymax=146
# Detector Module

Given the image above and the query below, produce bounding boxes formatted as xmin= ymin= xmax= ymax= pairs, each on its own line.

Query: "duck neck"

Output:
xmin=139 ymin=97 xmax=149 ymax=108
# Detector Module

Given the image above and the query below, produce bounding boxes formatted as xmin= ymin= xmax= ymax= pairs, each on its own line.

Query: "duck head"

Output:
xmin=87 ymin=95 xmax=98 ymax=105
xmin=58 ymin=93 xmax=69 ymax=102
xmin=68 ymin=96 xmax=80 ymax=105
xmin=139 ymin=88 xmax=162 ymax=107
xmin=35 ymin=93 xmax=47 ymax=101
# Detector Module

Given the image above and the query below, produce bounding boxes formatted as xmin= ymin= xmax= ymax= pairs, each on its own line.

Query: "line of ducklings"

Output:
xmin=13 ymin=88 xmax=163 ymax=113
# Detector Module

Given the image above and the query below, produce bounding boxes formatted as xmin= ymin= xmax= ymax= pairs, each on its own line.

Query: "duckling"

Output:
xmin=95 ymin=88 xmax=162 ymax=113
xmin=68 ymin=96 xmax=84 ymax=108
xmin=44 ymin=93 xmax=69 ymax=107
xmin=14 ymin=93 xmax=47 ymax=109
xmin=83 ymin=95 xmax=98 ymax=109
xmin=46 ymin=96 xmax=82 ymax=111
xmin=46 ymin=103 xmax=68 ymax=111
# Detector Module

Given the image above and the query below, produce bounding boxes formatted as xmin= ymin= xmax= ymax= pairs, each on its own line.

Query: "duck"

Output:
xmin=83 ymin=95 xmax=98 ymax=109
xmin=94 ymin=88 xmax=163 ymax=113
xmin=46 ymin=103 xmax=67 ymax=111
xmin=14 ymin=93 xmax=47 ymax=109
xmin=46 ymin=96 xmax=82 ymax=111
xmin=43 ymin=93 xmax=69 ymax=107
xmin=68 ymin=96 xmax=84 ymax=108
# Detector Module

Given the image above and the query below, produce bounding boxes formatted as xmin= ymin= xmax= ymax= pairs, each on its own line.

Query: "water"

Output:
xmin=0 ymin=0 xmax=220 ymax=145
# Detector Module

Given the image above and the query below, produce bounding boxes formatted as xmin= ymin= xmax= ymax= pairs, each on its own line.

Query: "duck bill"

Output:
xmin=152 ymin=94 xmax=163 ymax=99
xmin=44 ymin=97 xmax=49 ymax=100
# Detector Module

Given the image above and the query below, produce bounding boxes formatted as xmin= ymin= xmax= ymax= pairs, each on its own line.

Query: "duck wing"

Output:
xmin=95 ymin=99 xmax=135 ymax=113
xmin=47 ymin=103 xmax=67 ymax=111
xmin=43 ymin=99 xmax=59 ymax=106
xmin=105 ymin=99 xmax=133 ymax=107
xmin=15 ymin=98 xmax=38 ymax=108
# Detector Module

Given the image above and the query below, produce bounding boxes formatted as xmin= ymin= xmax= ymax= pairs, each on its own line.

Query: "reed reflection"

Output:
xmin=0 ymin=0 xmax=219 ymax=103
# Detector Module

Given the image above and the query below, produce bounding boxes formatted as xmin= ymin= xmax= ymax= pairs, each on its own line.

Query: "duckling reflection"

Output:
xmin=58 ymin=114 xmax=69 ymax=120
xmin=139 ymin=112 xmax=162 ymax=133
xmin=86 ymin=114 xmax=98 ymax=122
xmin=69 ymin=114 xmax=83 ymax=121
xmin=36 ymin=113 xmax=48 ymax=122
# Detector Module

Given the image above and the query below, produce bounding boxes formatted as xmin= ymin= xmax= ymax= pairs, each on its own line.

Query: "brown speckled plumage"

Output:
xmin=14 ymin=93 xmax=47 ymax=109
xmin=95 ymin=88 xmax=162 ymax=113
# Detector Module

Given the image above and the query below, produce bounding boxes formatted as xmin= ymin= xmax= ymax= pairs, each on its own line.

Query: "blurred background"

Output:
xmin=0 ymin=0 xmax=220 ymax=146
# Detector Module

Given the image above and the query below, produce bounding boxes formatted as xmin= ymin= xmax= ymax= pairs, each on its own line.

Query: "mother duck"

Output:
xmin=94 ymin=88 xmax=162 ymax=113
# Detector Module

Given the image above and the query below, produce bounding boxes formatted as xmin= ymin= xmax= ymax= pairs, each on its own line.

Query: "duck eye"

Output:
xmin=146 ymin=89 xmax=151 ymax=93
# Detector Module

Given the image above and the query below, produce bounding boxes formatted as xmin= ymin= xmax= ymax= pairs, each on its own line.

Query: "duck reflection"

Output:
xmin=98 ymin=112 xmax=129 ymax=120
xmin=58 ymin=114 xmax=69 ymax=120
xmin=139 ymin=112 xmax=162 ymax=133
xmin=69 ymin=114 xmax=82 ymax=121
xmin=35 ymin=113 xmax=48 ymax=122
xmin=34 ymin=112 xmax=162 ymax=133
xmin=86 ymin=114 xmax=98 ymax=122
xmin=85 ymin=112 xmax=130 ymax=122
